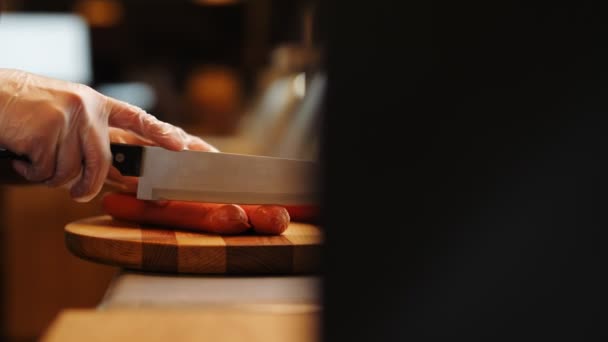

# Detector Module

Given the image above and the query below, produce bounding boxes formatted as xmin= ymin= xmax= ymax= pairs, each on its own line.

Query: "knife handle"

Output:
xmin=1 ymin=144 xmax=142 ymax=177
xmin=0 ymin=148 xmax=31 ymax=163
xmin=110 ymin=143 xmax=144 ymax=177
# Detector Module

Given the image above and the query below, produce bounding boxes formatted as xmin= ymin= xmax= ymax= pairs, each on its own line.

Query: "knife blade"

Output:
xmin=110 ymin=143 xmax=319 ymax=205
xmin=1 ymin=143 xmax=319 ymax=205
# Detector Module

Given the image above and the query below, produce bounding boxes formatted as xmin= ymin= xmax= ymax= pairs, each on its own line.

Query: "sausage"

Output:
xmin=200 ymin=203 xmax=252 ymax=235
xmin=282 ymin=205 xmax=319 ymax=223
xmin=241 ymin=205 xmax=291 ymax=235
xmin=101 ymin=192 xmax=251 ymax=235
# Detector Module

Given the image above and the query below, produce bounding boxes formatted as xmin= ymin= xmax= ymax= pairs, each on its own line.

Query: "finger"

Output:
xmin=11 ymin=160 xmax=31 ymax=181
xmin=70 ymin=128 xmax=112 ymax=202
xmin=105 ymin=97 xmax=186 ymax=151
xmin=108 ymin=127 xmax=128 ymax=144
xmin=12 ymin=139 xmax=58 ymax=182
xmin=45 ymin=135 xmax=83 ymax=187
xmin=185 ymin=135 xmax=219 ymax=152
xmin=59 ymin=174 xmax=82 ymax=192
xmin=109 ymin=127 xmax=155 ymax=146
xmin=105 ymin=166 xmax=138 ymax=193
xmin=104 ymin=178 xmax=132 ymax=192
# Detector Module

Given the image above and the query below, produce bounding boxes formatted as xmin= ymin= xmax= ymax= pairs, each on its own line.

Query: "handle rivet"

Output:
xmin=115 ymin=153 xmax=125 ymax=163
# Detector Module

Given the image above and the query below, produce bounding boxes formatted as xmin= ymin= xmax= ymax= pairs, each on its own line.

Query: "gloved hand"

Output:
xmin=105 ymin=127 xmax=218 ymax=193
xmin=0 ymin=68 xmax=217 ymax=202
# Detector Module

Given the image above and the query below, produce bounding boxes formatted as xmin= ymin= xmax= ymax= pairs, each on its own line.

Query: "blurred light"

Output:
xmin=193 ymin=0 xmax=240 ymax=5
xmin=0 ymin=13 xmax=92 ymax=84
xmin=185 ymin=65 xmax=242 ymax=115
xmin=74 ymin=0 xmax=124 ymax=28
xmin=96 ymin=82 xmax=156 ymax=111
xmin=293 ymin=73 xmax=306 ymax=98
xmin=256 ymin=78 xmax=292 ymax=123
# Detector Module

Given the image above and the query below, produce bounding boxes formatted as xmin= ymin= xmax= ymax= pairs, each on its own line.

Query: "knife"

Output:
xmin=1 ymin=143 xmax=319 ymax=205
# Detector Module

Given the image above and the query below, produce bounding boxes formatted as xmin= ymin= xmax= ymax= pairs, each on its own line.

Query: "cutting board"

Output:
xmin=65 ymin=216 xmax=322 ymax=275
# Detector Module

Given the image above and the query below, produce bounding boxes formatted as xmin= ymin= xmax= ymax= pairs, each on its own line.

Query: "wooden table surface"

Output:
xmin=41 ymin=308 xmax=320 ymax=342
xmin=41 ymin=270 xmax=322 ymax=341
xmin=99 ymin=270 xmax=321 ymax=310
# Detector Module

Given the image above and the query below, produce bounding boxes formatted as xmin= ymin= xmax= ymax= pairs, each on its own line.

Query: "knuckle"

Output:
xmin=46 ymin=106 xmax=69 ymax=129
xmin=64 ymin=84 xmax=99 ymax=119
xmin=72 ymin=82 xmax=96 ymax=99
xmin=64 ymin=90 xmax=85 ymax=111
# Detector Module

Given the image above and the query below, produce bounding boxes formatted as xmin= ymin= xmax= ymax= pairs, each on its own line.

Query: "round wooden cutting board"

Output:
xmin=65 ymin=215 xmax=322 ymax=275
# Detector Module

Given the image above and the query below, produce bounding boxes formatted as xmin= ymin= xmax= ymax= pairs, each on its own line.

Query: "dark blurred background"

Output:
xmin=1 ymin=0 xmax=323 ymax=145
xmin=320 ymin=1 xmax=608 ymax=341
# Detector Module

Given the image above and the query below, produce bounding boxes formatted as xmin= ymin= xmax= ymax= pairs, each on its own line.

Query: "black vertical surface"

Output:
xmin=321 ymin=1 xmax=608 ymax=340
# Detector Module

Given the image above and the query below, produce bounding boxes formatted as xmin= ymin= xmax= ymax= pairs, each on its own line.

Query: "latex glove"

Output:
xmin=105 ymin=127 xmax=218 ymax=193
xmin=0 ymin=68 xmax=216 ymax=202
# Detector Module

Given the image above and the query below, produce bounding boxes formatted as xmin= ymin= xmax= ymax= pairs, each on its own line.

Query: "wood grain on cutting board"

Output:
xmin=65 ymin=215 xmax=323 ymax=275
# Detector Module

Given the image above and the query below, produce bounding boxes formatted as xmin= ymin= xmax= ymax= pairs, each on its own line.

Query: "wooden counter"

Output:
xmin=99 ymin=270 xmax=321 ymax=310
xmin=0 ymin=185 xmax=117 ymax=341
xmin=41 ymin=270 xmax=321 ymax=341
xmin=42 ymin=307 xmax=320 ymax=342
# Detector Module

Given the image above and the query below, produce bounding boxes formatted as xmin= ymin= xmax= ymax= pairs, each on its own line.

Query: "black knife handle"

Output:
xmin=109 ymin=143 xmax=143 ymax=177
xmin=0 ymin=148 xmax=31 ymax=163
xmin=0 ymin=143 xmax=143 ymax=176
